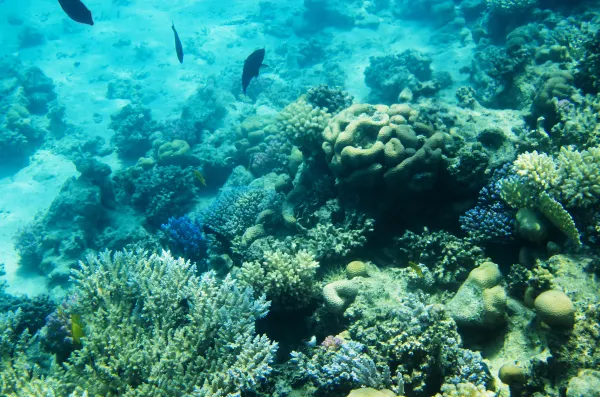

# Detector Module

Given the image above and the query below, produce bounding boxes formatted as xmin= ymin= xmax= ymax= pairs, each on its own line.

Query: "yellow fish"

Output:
xmin=408 ymin=261 xmax=424 ymax=278
xmin=71 ymin=314 xmax=85 ymax=345
xmin=193 ymin=170 xmax=207 ymax=187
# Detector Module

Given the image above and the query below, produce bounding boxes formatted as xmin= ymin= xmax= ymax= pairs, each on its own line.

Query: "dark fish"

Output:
xmin=242 ymin=48 xmax=269 ymax=95
xmin=172 ymin=21 xmax=183 ymax=64
xmin=58 ymin=0 xmax=94 ymax=26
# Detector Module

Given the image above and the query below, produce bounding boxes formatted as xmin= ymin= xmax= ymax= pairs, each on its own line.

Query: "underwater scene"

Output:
xmin=1 ymin=0 xmax=600 ymax=395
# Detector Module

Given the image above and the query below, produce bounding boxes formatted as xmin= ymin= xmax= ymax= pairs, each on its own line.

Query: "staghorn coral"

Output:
xmin=0 ymin=309 xmax=77 ymax=396
xmin=555 ymin=146 xmax=600 ymax=208
xmin=237 ymin=249 xmax=320 ymax=310
xmin=62 ymin=249 xmax=277 ymax=396
xmin=460 ymin=165 xmax=516 ymax=243
xmin=160 ymin=215 xmax=207 ymax=264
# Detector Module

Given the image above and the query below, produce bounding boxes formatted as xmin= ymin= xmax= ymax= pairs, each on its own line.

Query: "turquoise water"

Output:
xmin=0 ymin=0 xmax=599 ymax=395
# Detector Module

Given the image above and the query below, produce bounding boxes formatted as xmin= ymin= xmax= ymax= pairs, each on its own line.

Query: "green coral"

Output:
xmin=278 ymin=95 xmax=331 ymax=153
xmin=63 ymin=249 xmax=277 ymax=396
xmin=238 ymin=249 xmax=320 ymax=310
xmin=556 ymin=146 xmax=600 ymax=208
xmin=538 ymin=193 xmax=582 ymax=249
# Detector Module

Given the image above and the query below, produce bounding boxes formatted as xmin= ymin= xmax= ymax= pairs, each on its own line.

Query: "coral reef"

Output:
xmin=114 ymin=164 xmax=199 ymax=226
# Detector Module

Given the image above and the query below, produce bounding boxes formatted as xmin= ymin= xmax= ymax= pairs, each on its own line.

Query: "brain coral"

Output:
xmin=323 ymin=280 xmax=359 ymax=313
xmin=346 ymin=260 xmax=368 ymax=279
xmin=534 ymin=289 xmax=575 ymax=328
xmin=322 ymin=103 xmax=446 ymax=195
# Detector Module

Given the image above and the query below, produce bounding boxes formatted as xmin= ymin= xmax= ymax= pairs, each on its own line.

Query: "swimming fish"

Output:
xmin=242 ymin=48 xmax=269 ymax=95
xmin=172 ymin=21 xmax=183 ymax=63
xmin=58 ymin=0 xmax=94 ymax=26
xmin=71 ymin=314 xmax=85 ymax=345
xmin=193 ymin=170 xmax=206 ymax=187
xmin=408 ymin=261 xmax=424 ymax=278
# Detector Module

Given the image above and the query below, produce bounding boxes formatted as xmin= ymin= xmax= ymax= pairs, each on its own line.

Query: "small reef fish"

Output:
xmin=172 ymin=21 xmax=184 ymax=64
xmin=71 ymin=314 xmax=85 ymax=345
xmin=242 ymin=48 xmax=269 ymax=95
xmin=408 ymin=261 xmax=424 ymax=278
xmin=58 ymin=0 xmax=94 ymax=26
xmin=193 ymin=170 xmax=206 ymax=187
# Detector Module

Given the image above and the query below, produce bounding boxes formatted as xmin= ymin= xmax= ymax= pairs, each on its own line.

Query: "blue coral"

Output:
xmin=460 ymin=202 xmax=514 ymax=243
xmin=460 ymin=165 xmax=516 ymax=243
xmin=161 ymin=215 xmax=207 ymax=261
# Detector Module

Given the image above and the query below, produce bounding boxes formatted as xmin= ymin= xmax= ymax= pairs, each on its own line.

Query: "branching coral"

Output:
xmin=237 ymin=249 xmax=320 ymax=310
xmin=114 ymin=165 xmax=198 ymax=226
xmin=277 ymin=95 xmax=331 ymax=153
xmin=203 ymin=186 xmax=281 ymax=240
xmin=291 ymin=339 xmax=390 ymax=394
xmin=62 ymin=249 xmax=277 ymax=396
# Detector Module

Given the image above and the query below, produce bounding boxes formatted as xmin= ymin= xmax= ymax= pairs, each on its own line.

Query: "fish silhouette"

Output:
xmin=172 ymin=21 xmax=183 ymax=63
xmin=58 ymin=0 xmax=94 ymax=26
xmin=242 ymin=48 xmax=268 ymax=95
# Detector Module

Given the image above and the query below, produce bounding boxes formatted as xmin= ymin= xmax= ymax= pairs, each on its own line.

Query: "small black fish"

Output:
xmin=58 ymin=0 xmax=94 ymax=26
xmin=172 ymin=21 xmax=183 ymax=64
xmin=242 ymin=48 xmax=268 ymax=95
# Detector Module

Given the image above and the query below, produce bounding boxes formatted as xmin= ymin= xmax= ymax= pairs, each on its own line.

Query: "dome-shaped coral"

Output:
xmin=534 ymin=290 xmax=575 ymax=328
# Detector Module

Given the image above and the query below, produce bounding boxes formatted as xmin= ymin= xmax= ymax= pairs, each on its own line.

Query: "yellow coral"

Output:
xmin=323 ymin=279 xmax=358 ymax=313
xmin=513 ymin=150 xmax=559 ymax=190
xmin=278 ymin=96 xmax=331 ymax=151
xmin=434 ymin=382 xmax=495 ymax=397
xmin=157 ymin=139 xmax=190 ymax=164
xmin=346 ymin=260 xmax=368 ymax=279
xmin=534 ymin=289 xmax=575 ymax=328
xmin=538 ymin=192 xmax=581 ymax=249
